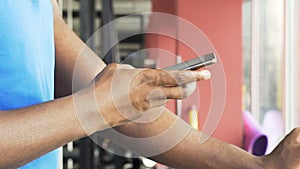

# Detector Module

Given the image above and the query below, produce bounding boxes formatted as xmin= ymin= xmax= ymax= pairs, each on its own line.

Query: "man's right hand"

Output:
xmin=75 ymin=63 xmax=211 ymax=133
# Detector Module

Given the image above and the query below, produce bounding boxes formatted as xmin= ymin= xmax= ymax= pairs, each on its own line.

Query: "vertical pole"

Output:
xmin=79 ymin=138 xmax=94 ymax=169
xmin=67 ymin=0 xmax=73 ymax=29
xmin=80 ymin=0 xmax=95 ymax=41
xmin=79 ymin=0 xmax=95 ymax=168
xmin=284 ymin=0 xmax=296 ymax=133
xmin=101 ymin=0 xmax=120 ymax=64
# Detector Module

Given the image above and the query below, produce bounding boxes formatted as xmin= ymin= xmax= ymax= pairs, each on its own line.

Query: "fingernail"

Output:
xmin=201 ymin=70 xmax=211 ymax=80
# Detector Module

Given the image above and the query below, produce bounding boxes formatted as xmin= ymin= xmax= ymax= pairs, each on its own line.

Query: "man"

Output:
xmin=0 ymin=0 xmax=299 ymax=168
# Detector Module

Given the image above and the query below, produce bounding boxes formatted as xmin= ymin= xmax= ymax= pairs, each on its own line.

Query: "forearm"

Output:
xmin=0 ymin=95 xmax=86 ymax=168
xmin=51 ymin=2 xmax=263 ymax=169
xmin=53 ymin=6 xmax=105 ymax=97
xmin=154 ymin=130 xmax=262 ymax=169
xmin=115 ymin=109 xmax=263 ymax=169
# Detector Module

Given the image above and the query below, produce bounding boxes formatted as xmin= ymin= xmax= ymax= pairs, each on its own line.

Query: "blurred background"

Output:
xmin=56 ymin=0 xmax=300 ymax=168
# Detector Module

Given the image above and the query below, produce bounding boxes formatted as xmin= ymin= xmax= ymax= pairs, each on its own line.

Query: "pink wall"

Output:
xmin=148 ymin=0 xmax=243 ymax=146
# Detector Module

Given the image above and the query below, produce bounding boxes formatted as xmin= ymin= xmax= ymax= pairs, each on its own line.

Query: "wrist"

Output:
xmin=73 ymin=86 xmax=127 ymax=135
xmin=72 ymin=87 xmax=108 ymax=135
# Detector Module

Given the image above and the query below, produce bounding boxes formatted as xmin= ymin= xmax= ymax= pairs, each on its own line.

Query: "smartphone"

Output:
xmin=162 ymin=53 xmax=217 ymax=70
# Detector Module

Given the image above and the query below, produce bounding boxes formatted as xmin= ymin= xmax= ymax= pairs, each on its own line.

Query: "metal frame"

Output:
xmin=101 ymin=0 xmax=120 ymax=63
xmin=284 ymin=0 xmax=298 ymax=133
xmin=250 ymin=0 xmax=261 ymax=121
xmin=79 ymin=0 xmax=96 ymax=168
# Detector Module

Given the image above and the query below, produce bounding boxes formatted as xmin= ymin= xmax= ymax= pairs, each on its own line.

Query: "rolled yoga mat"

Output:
xmin=243 ymin=111 xmax=268 ymax=156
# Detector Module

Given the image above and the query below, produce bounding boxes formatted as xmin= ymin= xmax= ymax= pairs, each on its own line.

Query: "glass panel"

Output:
xmin=285 ymin=0 xmax=300 ymax=131
xmin=242 ymin=0 xmax=285 ymax=122
xmin=258 ymin=0 xmax=284 ymax=121
xmin=243 ymin=0 xmax=285 ymax=153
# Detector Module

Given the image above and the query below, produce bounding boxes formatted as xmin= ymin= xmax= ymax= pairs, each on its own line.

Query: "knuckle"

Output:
xmin=294 ymin=128 xmax=300 ymax=137
xmin=143 ymin=68 xmax=156 ymax=75
xmin=174 ymin=86 xmax=186 ymax=99
xmin=105 ymin=63 xmax=118 ymax=75
xmin=139 ymin=69 xmax=155 ymax=83
xmin=140 ymin=105 xmax=149 ymax=112
xmin=297 ymin=136 xmax=300 ymax=144
xmin=173 ymin=72 xmax=186 ymax=85
xmin=131 ymin=99 xmax=149 ymax=112
xmin=147 ymin=69 xmax=167 ymax=85
xmin=107 ymin=63 xmax=118 ymax=69
xmin=291 ymin=128 xmax=300 ymax=134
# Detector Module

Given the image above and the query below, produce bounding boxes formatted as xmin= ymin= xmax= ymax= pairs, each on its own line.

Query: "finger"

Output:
xmin=147 ymin=89 xmax=168 ymax=108
xmin=149 ymin=99 xmax=168 ymax=108
xmin=156 ymin=69 xmax=211 ymax=86
xmin=290 ymin=128 xmax=300 ymax=143
xmin=160 ymin=82 xmax=197 ymax=99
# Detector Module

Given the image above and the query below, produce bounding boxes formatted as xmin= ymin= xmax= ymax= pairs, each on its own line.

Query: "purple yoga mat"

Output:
xmin=243 ymin=111 xmax=268 ymax=156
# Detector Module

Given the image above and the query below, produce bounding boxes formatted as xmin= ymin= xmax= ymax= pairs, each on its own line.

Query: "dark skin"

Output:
xmin=0 ymin=1 xmax=299 ymax=168
xmin=53 ymin=1 xmax=300 ymax=169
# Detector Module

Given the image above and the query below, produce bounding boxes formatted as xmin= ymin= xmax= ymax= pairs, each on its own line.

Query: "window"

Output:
xmin=243 ymin=0 xmax=284 ymax=123
xmin=242 ymin=0 xmax=300 ymax=153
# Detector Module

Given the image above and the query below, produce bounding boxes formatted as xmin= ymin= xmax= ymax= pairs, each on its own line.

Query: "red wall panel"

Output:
xmin=148 ymin=0 xmax=243 ymax=146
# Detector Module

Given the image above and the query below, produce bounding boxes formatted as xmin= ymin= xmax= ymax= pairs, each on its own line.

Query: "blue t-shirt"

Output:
xmin=0 ymin=0 xmax=58 ymax=168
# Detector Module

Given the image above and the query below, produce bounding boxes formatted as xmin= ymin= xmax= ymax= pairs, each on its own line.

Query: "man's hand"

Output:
xmin=262 ymin=127 xmax=300 ymax=169
xmin=75 ymin=63 xmax=211 ymax=133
